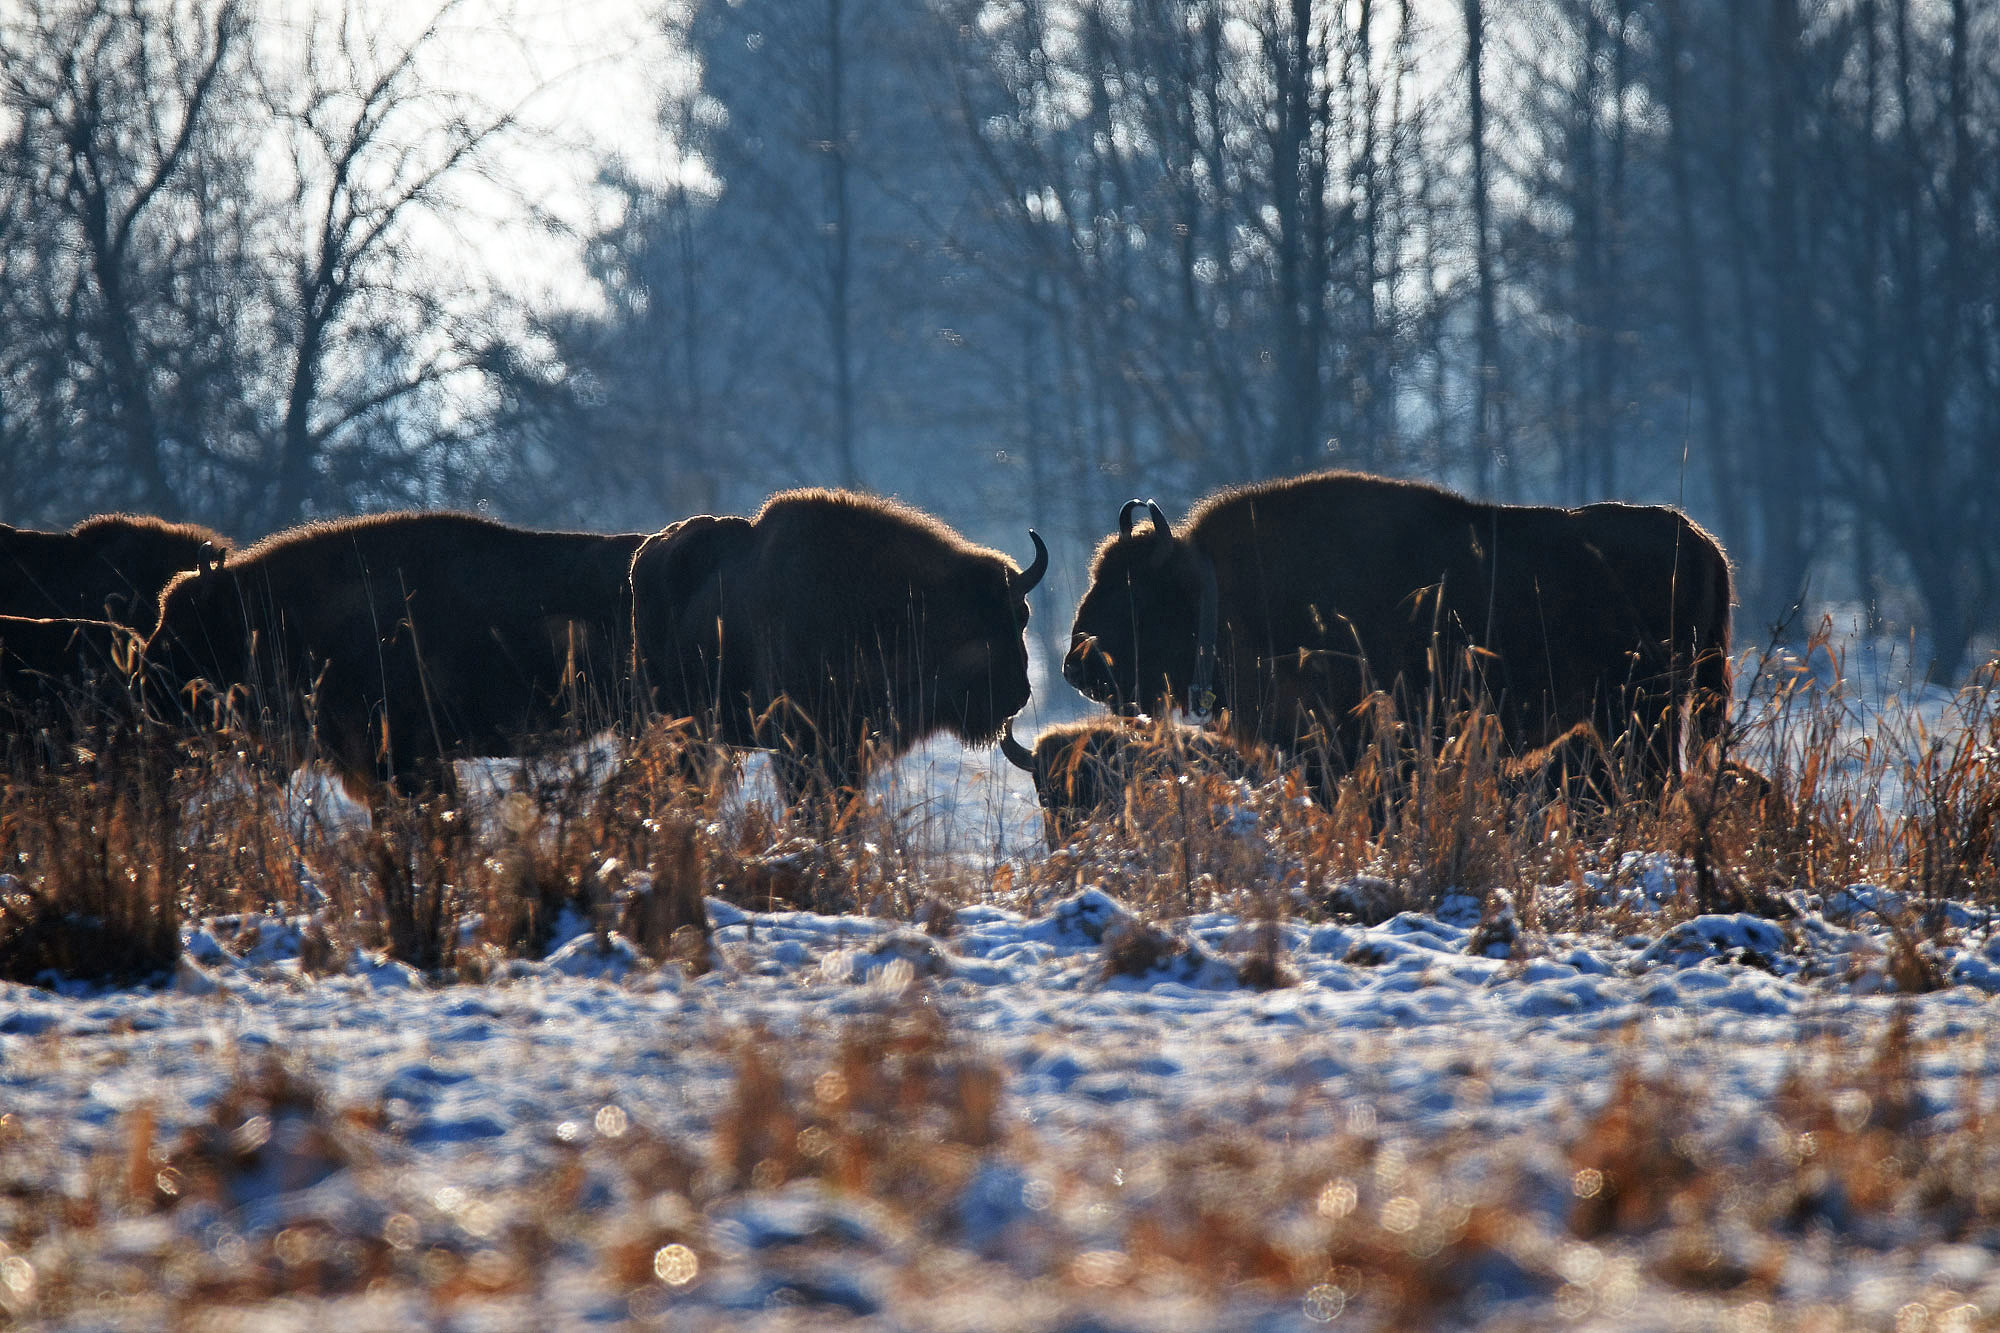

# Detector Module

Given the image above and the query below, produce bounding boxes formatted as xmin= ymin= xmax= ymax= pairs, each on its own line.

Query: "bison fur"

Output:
xmin=144 ymin=511 xmax=644 ymax=802
xmin=630 ymin=488 xmax=1045 ymax=811
xmin=1063 ymin=472 xmax=1731 ymax=794
xmin=2 ymin=514 xmax=228 ymax=626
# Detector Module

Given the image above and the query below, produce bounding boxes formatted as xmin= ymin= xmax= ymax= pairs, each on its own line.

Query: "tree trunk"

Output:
xmin=1759 ymin=0 xmax=1815 ymax=627
xmin=1463 ymin=0 xmax=1501 ymax=497
xmin=1266 ymin=0 xmax=1323 ymax=477
xmin=823 ymin=0 xmax=859 ymax=488
xmin=1658 ymin=0 xmax=1744 ymax=551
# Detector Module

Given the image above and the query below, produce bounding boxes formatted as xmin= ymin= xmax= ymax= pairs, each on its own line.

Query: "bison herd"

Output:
xmin=2 ymin=472 xmax=1733 ymax=837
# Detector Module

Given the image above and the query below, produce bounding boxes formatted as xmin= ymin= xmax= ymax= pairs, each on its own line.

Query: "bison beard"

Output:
xmin=1063 ymin=472 xmax=1732 ymax=793
xmin=144 ymin=512 xmax=644 ymax=803
xmin=631 ymin=489 xmax=1044 ymax=813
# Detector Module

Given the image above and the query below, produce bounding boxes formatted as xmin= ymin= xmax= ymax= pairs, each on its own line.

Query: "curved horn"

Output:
xmin=1011 ymin=529 xmax=1048 ymax=595
xmin=999 ymin=720 xmax=1036 ymax=773
xmin=1118 ymin=499 xmax=1150 ymax=539
xmin=1146 ymin=500 xmax=1170 ymax=540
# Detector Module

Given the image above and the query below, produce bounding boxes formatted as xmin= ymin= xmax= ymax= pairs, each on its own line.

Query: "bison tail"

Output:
xmin=1690 ymin=528 xmax=1736 ymax=750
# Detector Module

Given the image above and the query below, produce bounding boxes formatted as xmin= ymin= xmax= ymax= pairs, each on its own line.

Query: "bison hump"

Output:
xmin=633 ymin=516 xmax=754 ymax=606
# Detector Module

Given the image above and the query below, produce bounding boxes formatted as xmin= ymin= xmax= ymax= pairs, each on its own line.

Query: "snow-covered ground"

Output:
xmin=6 ymin=858 xmax=2000 ymax=1329
xmin=6 ymin=634 xmax=2000 ymax=1329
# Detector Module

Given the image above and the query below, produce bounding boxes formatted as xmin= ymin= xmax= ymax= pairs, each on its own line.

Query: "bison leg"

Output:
xmin=1598 ymin=681 xmax=1680 ymax=799
xmin=768 ymin=743 xmax=865 ymax=832
xmin=748 ymin=697 xmax=872 ymax=831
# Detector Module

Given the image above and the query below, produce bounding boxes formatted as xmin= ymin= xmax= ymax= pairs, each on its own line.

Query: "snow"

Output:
xmin=6 ymin=852 xmax=2000 ymax=1328
xmin=7 ymin=699 xmax=2000 ymax=1327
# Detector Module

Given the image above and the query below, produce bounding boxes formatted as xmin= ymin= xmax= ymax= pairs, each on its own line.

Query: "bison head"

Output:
xmin=917 ymin=530 xmax=1045 ymax=746
xmin=74 ymin=516 xmax=229 ymax=629
xmin=1064 ymin=500 xmax=1217 ymax=718
xmin=142 ymin=567 xmax=224 ymax=716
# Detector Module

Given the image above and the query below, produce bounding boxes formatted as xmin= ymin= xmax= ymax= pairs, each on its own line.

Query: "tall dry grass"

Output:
xmin=1 ymin=626 xmax=1997 ymax=986
xmin=1025 ymin=626 xmax=2000 ymax=958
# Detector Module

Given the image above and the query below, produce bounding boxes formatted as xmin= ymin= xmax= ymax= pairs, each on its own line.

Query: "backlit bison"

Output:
xmin=1063 ymin=472 xmax=1731 ymax=792
xmin=1570 ymin=501 xmax=1734 ymax=755
xmin=2 ymin=514 xmax=228 ymax=625
xmin=1000 ymin=716 xmax=1269 ymax=847
xmin=2 ymin=515 xmax=228 ymax=761
xmin=144 ymin=511 xmax=645 ymax=801
xmin=630 ymin=489 xmax=1045 ymax=809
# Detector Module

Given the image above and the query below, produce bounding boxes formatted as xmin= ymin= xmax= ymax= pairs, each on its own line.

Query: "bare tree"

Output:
xmin=1817 ymin=0 xmax=1995 ymax=675
xmin=1462 ymin=0 xmax=1503 ymax=496
xmin=1654 ymin=0 xmax=1746 ymax=552
xmin=255 ymin=0 xmax=524 ymax=527
xmin=0 ymin=0 xmax=251 ymax=523
xmin=0 ymin=0 xmax=545 ymax=535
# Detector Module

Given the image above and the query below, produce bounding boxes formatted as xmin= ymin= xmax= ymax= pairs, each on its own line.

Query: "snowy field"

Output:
xmin=5 ymin=863 xmax=2000 ymax=1330
xmin=6 ymin=634 xmax=2000 ymax=1329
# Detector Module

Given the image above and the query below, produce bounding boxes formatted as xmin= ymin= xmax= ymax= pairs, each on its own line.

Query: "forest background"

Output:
xmin=2 ymin=0 xmax=1995 ymax=682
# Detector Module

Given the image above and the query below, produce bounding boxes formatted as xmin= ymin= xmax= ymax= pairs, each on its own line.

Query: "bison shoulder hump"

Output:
xmin=632 ymin=515 xmax=755 ymax=604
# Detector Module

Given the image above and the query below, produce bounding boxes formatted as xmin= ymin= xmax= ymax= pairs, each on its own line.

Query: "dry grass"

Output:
xmin=1022 ymin=631 xmax=2000 ymax=970
xmin=0 ymin=972 xmax=1995 ymax=1326
xmin=0 ymin=628 xmax=1995 ymax=987
xmin=6 ymin=634 xmax=2000 ymax=1328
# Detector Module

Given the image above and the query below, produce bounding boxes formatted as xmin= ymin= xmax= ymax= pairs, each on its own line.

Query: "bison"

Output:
xmin=630 ymin=488 xmax=1045 ymax=811
xmin=1062 ymin=472 xmax=1731 ymax=793
xmin=2 ymin=515 xmax=228 ymax=763
xmin=1000 ymin=716 xmax=1269 ymax=848
xmin=144 ymin=511 xmax=646 ymax=802
xmin=2 ymin=514 xmax=228 ymax=625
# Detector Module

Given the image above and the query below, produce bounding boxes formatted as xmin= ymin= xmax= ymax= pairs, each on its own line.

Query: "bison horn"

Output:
xmin=1118 ymin=498 xmax=1150 ymax=539
xmin=1145 ymin=501 xmax=1170 ymax=540
xmin=999 ymin=720 xmax=1036 ymax=772
xmin=1012 ymin=529 xmax=1048 ymax=595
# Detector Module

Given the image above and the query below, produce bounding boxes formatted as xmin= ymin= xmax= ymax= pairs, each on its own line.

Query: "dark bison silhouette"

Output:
xmin=145 ymin=511 xmax=645 ymax=801
xmin=1567 ymin=502 xmax=1733 ymax=755
xmin=2 ymin=515 xmax=228 ymax=760
xmin=630 ymin=488 xmax=1045 ymax=809
xmin=1 ymin=514 xmax=229 ymax=625
xmin=1000 ymin=716 xmax=1269 ymax=847
xmin=1063 ymin=472 xmax=1731 ymax=790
